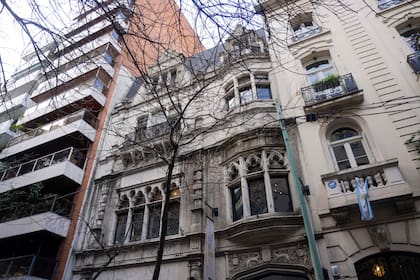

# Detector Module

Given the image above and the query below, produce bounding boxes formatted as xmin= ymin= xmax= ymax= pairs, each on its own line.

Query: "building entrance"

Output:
xmin=355 ymin=252 xmax=420 ymax=280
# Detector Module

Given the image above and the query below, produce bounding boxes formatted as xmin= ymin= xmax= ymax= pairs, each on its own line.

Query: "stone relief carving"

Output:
xmin=228 ymin=244 xmax=311 ymax=275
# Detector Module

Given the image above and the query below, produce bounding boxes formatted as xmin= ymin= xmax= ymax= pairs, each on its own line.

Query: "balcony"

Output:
xmin=0 ymin=120 xmax=17 ymax=148
xmin=0 ymin=147 xmax=85 ymax=193
xmin=1 ymin=110 xmax=97 ymax=159
xmin=378 ymin=0 xmax=406 ymax=10
xmin=0 ymin=255 xmax=55 ymax=279
xmin=0 ymin=194 xmax=73 ymax=239
xmin=302 ymin=73 xmax=363 ymax=111
xmin=321 ymin=158 xmax=412 ymax=210
xmin=19 ymin=85 xmax=105 ymax=126
xmin=407 ymin=52 xmax=420 ymax=74
xmin=290 ymin=26 xmax=322 ymax=42
xmin=0 ymin=93 xmax=31 ymax=123
xmin=137 ymin=119 xmax=179 ymax=143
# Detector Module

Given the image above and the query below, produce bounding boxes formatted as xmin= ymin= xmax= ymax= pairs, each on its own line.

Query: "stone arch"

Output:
xmin=244 ymin=153 xmax=262 ymax=173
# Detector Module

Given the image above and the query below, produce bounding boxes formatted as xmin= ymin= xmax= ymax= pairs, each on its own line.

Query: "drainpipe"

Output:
xmin=274 ymin=99 xmax=323 ymax=280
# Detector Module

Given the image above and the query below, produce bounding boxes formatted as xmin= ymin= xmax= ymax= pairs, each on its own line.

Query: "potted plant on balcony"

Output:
xmin=312 ymin=74 xmax=340 ymax=92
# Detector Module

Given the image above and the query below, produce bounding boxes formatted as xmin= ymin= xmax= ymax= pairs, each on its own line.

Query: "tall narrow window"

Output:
xmin=167 ymin=202 xmax=180 ymax=235
xmin=147 ymin=204 xmax=161 ymax=238
xmin=231 ymin=185 xmax=243 ymax=221
xmin=330 ymin=127 xmax=370 ymax=170
xmin=114 ymin=212 xmax=128 ymax=244
xmin=130 ymin=208 xmax=144 ymax=241
xmin=248 ymin=178 xmax=268 ymax=215
xmin=271 ymin=177 xmax=292 ymax=212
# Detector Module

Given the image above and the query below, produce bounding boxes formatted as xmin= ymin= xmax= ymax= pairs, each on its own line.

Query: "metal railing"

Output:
xmin=0 ymin=147 xmax=85 ymax=182
xmin=0 ymin=255 xmax=55 ymax=279
xmin=378 ymin=0 xmax=406 ymax=9
xmin=291 ymin=26 xmax=322 ymax=42
xmin=7 ymin=109 xmax=98 ymax=147
xmin=0 ymin=193 xmax=73 ymax=223
xmin=301 ymin=73 xmax=359 ymax=106
xmin=407 ymin=52 xmax=420 ymax=74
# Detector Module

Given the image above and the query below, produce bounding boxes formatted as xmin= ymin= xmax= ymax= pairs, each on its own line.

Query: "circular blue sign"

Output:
xmin=328 ymin=181 xmax=337 ymax=189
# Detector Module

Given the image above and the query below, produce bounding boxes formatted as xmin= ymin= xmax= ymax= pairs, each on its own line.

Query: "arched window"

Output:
xmin=330 ymin=127 xmax=370 ymax=170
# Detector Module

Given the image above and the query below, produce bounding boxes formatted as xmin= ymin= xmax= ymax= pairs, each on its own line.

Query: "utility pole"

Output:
xmin=274 ymin=99 xmax=324 ymax=280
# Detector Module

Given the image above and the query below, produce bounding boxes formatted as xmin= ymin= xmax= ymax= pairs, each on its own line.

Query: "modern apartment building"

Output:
xmin=0 ymin=1 xmax=201 ymax=279
xmin=72 ymin=0 xmax=420 ymax=279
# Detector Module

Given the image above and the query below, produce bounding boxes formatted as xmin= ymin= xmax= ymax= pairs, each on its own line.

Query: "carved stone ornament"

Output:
xmin=368 ymin=225 xmax=391 ymax=251
xmin=228 ymin=244 xmax=311 ymax=275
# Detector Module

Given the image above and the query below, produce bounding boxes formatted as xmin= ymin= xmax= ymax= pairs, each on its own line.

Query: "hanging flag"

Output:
xmin=355 ymin=177 xmax=374 ymax=221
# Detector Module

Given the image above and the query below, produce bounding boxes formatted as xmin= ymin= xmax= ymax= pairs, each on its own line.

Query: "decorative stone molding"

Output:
xmin=228 ymin=244 xmax=311 ymax=275
xmin=191 ymin=163 xmax=204 ymax=232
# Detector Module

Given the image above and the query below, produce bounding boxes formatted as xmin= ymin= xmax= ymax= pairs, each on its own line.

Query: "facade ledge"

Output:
xmin=304 ymin=91 xmax=363 ymax=113
xmin=322 ymin=158 xmax=413 ymax=209
xmin=218 ymin=213 xmax=304 ymax=244
xmin=0 ymin=157 xmax=85 ymax=193
xmin=376 ymin=0 xmax=415 ymax=14
xmin=0 ymin=212 xmax=70 ymax=239
xmin=0 ymin=118 xmax=96 ymax=160
xmin=288 ymin=29 xmax=331 ymax=47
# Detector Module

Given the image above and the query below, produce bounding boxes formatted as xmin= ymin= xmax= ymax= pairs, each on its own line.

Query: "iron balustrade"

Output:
xmin=291 ymin=26 xmax=322 ymax=42
xmin=7 ymin=109 xmax=98 ymax=147
xmin=407 ymin=52 xmax=420 ymax=74
xmin=0 ymin=255 xmax=55 ymax=279
xmin=0 ymin=147 xmax=85 ymax=182
xmin=301 ymin=73 xmax=359 ymax=106
xmin=0 ymin=193 xmax=73 ymax=223
xmin=137 ymin=118 xmax=180 ymax=142
xmin=377 ymin=0 xmax=406 ymax=9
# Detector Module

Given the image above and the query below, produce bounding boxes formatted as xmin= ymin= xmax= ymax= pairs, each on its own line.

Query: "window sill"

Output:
xmin=219 ymin=213 xmax=303 ymax=244
xmin=288 ymin=29 xmax=331 ymax=48
xmin=376 ymin=0 xmax=413 ymax=15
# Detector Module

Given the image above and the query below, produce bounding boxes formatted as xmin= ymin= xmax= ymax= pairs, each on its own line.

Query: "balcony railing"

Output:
xmin=291 ymin=26 xmax=322 ymax=42
xmin=137 ymin=119 xmax=179 ymax=142
xmin=7 ymin=109 xmax=97 ymax=147
xmin=0 ymin=193 xmax=73 ymax=224
xmin=0 ymin=255 xmax=55 ymax=279
xmin=322 ymin=159 xmax=408 ymax=208
xmin=301 ymin=73 xmax=359 ymax=106
xmin=378 ymin=0 xmax=406 ymax=10
xmin=407 ymin=52 xmax=420 ymax=74
xmin=0 ymin=147 xmax=85 ymax=182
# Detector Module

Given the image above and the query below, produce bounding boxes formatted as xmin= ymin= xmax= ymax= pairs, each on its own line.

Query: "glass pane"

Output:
xmin=239 ymin=87 xmax=252 ymax=104
xmin=271 ymin=177 xmax=292 ymax=212
xmin=114 ymin=212 xmax=128 ymax=244
xmin=130 ymin=208 xmax=144 ymax=241
xmin=256 ymin=86 xmax=272 ymax=99
xmin=248 ymin=178 xmax=268 ymax=216
xmin=104 ymin=52 xmax=113 ymax=65
xmin=94 ymin=79 xmax=104 ymax=91
xmin=225 ymin=94 xmax=235 ymax=110
xmin=147 ymin=204 xmax=161 ymax=238
xmin=331 ymin=128 xmax=358 ymax=141
xmin=350 ymin=141 xmax=369 ymax=166
xmin=148 ymin=112 xmax=165 ymax=127
xmin=230 ymin=186 xmax=243 ymax=221
xmin=167 ymin=202 xmax=180 ymax=235
xmin=332 ymin=145 xmax=351 ymax=170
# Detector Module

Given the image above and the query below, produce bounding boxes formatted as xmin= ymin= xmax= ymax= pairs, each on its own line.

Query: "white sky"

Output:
xmin=0 ymin=0 xmax=260 ymax=80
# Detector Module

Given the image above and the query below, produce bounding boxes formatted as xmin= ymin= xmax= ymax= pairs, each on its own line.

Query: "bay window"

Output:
xmin=226 ymin=150 xmax=292 ymax=222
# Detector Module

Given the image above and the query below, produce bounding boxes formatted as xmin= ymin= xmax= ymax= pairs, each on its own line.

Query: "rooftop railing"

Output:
xmin=0 ymin=255 xmax=55 ymax=279
xmin=301 ymin=73 xmax=359 ymax=106
xmin=0 ymin=147 xmax=85 ymax=182
xmin=7 ymin=109 xmax=97 ymax=147
xmin=0 ymin=193 xmax=73 ymax=224
xmin=407 ymin=52 xmax=420 ymax=74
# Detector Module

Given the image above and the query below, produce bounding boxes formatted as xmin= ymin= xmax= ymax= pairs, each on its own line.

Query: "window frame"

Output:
xmin=329 ymin=127 xmax=371 ymax=171
xmin=113 ymin=184 xmax=181 ymax=245
xmin=226 ymin=151 xmax=292 ymax=223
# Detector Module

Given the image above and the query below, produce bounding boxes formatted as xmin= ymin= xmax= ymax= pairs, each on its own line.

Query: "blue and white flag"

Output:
xmin=355 ymin=177 xmax=374 ymax=221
